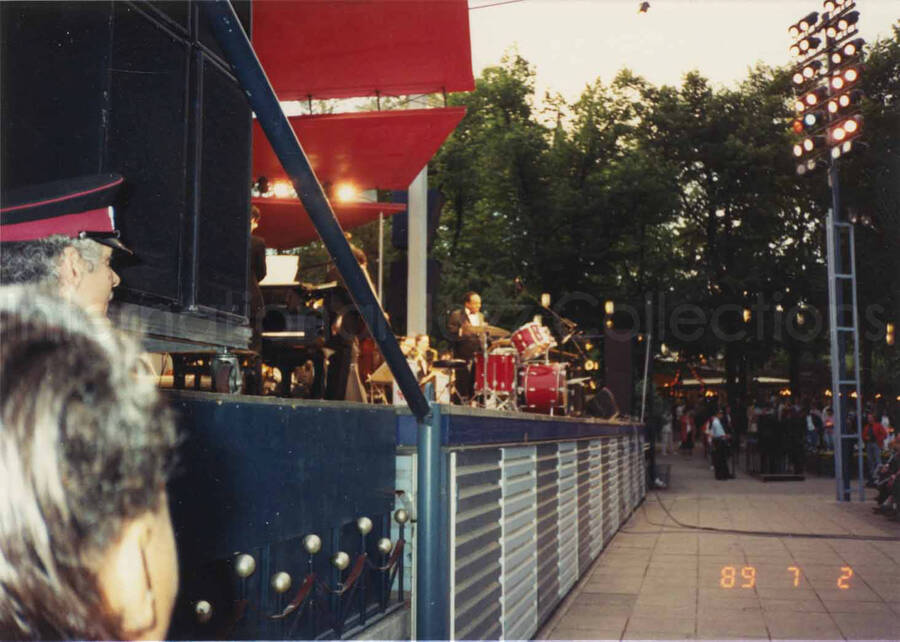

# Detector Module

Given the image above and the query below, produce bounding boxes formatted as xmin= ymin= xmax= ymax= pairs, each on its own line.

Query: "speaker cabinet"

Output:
xmin=1 ymin=1 xmax=252 ymax=324
xmin=604 ymin=328 xmax=633 ymax=416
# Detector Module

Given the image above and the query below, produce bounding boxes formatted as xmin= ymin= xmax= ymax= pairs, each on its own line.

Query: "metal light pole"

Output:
xmin=787 ymin=0 xmax=866 ymax=500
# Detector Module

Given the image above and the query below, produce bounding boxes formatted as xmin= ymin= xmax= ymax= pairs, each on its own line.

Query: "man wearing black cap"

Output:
xmin=0 ymin=174 xmax=130 ymax=317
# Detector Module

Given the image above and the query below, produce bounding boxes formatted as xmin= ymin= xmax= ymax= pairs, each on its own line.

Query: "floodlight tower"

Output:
xmin=787 ymin=0 xmax=866 ymax=501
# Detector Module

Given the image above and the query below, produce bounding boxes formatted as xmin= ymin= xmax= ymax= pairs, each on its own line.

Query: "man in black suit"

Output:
xmin=447 ymin=291 xmax=486 ymax=401
xmin=248 ymin=205 xmax=267 ymax=350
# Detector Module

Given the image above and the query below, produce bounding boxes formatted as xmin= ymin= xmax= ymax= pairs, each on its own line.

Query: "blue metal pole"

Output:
xmin=416 ymin=401 xmax=448 ymax=640
xmin=199 ymin=0 xmax=429 ymax=421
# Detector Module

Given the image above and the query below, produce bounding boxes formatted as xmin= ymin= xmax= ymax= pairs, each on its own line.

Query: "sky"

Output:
xmin=467 ymin=0 xmax=899 ymax=104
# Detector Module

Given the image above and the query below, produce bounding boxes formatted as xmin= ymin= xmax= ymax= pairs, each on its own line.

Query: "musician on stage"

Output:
xmin=447 ymin=291 xmax=485 ymax=401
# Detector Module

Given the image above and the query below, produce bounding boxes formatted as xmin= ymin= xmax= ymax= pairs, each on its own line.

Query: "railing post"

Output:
xmin=416 ymin=401 xmax=449 ymax=640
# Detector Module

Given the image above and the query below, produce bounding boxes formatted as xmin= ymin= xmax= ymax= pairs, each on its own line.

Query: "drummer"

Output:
xmin=447 ymin=291 xmax=486 ymax=401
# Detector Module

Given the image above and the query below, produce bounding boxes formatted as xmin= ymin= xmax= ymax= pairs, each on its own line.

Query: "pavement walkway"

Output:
xmin=537 ymin=448 xmax=900 ymax=640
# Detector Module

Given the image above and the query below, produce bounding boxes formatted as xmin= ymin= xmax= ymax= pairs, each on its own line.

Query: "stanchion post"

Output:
xmin=416 ymin=400 xmax=449 ymax=640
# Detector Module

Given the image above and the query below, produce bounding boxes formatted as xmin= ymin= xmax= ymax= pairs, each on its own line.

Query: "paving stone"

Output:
xmin=815 ymin=586 xmax=882 ymax=602
xmin=570 ymin=593 xmax=636 ymax=616
xmin=538 ymin=451 xmax=900 ymax=642
xmin=821 ymin=598 xmax=892 ymax=614
xmin=548 ymin=625 xmax=623 ymax=640
xmin=625 ymin=615 xmax=696 ymax=635
xmin=696 ymin=611 xmax=768 ymax=639
xmin=764 ymin=611 xmax=843 ymax=640
xmin=831 ymin=611 xmax=900 ymax=640
xmin=557 ymin=612 xmax=630 ymax=631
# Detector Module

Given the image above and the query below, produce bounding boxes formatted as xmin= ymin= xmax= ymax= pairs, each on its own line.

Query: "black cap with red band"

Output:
xmin=0 ymin=174 xmax=132 ymax=254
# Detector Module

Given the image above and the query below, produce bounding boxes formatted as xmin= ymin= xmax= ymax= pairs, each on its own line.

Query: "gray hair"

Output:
xmin=0 ymin=286 xmax=177 ymax=639
xmin=0 ymin=236 xmax=104 ymax=289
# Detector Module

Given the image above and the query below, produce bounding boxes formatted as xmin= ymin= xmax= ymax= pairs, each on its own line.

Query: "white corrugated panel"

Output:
xmin=588 ymin=439 xmax=604 ymax=557
xmin=500 ymin=446 xmax=537 ymax=641
xmin=557 ymin=441 xmax=578 ymax=596
xmin=606 ymin=438 xmax=620 ymax=536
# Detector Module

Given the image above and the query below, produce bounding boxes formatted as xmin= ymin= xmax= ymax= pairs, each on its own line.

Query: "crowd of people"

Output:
xmin=658 ymin=391 xmax=898 ymax=501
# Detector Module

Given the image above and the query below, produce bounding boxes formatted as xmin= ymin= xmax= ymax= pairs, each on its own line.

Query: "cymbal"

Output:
xmin=486 ymin=324 xmax=510 ymax=338
xmin=433 ymin=359 xmax=467 ymax=368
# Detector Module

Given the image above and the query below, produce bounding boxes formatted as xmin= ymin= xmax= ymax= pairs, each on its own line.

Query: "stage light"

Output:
xmin=843 ymin=67 xmax=859 ymax=83
xmin=272 ymin=180 xmax=294 ymax=198
xmin=831 ymin=145 xmax=842 ymax=159
xmin=541 ymin=292 xmax=551 ymax=307
xmin=842 ymin=38 xmax=864 ymax=57
xmin=831 ymin=75 xmax=845 ymax=90
xmin=803 ymin=87 xmax=828 ymax=107
xmin=886 ymin=322 xmax=895 ymax=346
xmin=798 ymin=36 xmax=821 ymax=53
xmin=794 ymin=99 xmax=806 ymax=113
xmin=803 ymin=111 xmax=825 ymax=131
xmin=743 ymin=308 xmax=752 ymax=322
xmin=792 ymin=119 xmax=805 ymax=134
xmin=604 ymin=300 xmax=614 ymax=315
xmin=828 ymin=115 xmax=862 ymax=144
xmin=605 ymin=319 xmax=614 ymax=329
xmin=792 ymin=72 xmax=805 ymax=86
xmin=798 ymin=12 xmax=819 ymax=31
xmin=793 ymin=143 xmax=804 ymax=157
xmin=796 ymin=163 xmax=808 ymax=175
xmin=790 ymin=44 xmax=801 ymax=57
xmin=802 ymin=61 xmax=822 ymax=78
xmin=837 ymin=11 xmax=859 ymax=32
xmin=335 ymin=183 xmax=357 ymax=202
xmin=789 ymin=25 xmax=800 ymax=39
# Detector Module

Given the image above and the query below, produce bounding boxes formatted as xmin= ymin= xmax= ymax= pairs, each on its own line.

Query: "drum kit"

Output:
xmin=466 ymin=320 xmax=581 ymax=416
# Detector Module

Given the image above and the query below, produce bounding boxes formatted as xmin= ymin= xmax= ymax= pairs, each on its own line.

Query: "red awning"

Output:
xmin=253 ymin=107 xmax=466 ymax=190
xmin=254 ymin=198 xmax=406 ymax=250
xmin=252 ymin=0 xmax=474 ymax=100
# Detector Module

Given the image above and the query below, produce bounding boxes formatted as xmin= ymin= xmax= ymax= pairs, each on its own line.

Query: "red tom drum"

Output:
xmin=520 ymin=362 xmax=567 ymax=414
xmin=511 ymin=322 xmax=554 ymax=361
xmin=474 ymin=349 xmax=517 ymax=393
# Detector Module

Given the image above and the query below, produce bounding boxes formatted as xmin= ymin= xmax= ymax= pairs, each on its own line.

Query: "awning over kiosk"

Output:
xmin=254 ymin=197 xmax=406 ymax=250
xmin=252 ymin=0 xmax=474 ymax=100
xmin=252 ymin=107 xmax=466 ymax=190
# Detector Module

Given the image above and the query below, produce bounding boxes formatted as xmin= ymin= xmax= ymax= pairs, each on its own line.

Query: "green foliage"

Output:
xmin=430 ymin=31 xmax=900 ymax=393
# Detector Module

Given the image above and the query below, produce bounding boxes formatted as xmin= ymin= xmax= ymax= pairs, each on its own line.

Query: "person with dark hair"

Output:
xmin=0 ymin=174 xmax=132 ymax=318
xmin=0 ymin=287 xmax=179 ymax=639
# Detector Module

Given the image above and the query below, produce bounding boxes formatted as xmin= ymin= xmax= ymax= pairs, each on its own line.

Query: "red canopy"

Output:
xmin=252 ymin=0 xmax=474 ymax=100
xmin=253 ymin=107 xmax=466 ymax=190
xmin=254 ymin=198 xmax=406 ymax=250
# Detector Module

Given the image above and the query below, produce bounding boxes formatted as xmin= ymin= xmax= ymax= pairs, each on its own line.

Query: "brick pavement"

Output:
xmin=537 ymin=449 xmax=900 ymax=640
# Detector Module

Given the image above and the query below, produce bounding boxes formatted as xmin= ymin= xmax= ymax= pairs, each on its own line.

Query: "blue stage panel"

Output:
xmin=167 ymin=392 xmax=397 ymax=565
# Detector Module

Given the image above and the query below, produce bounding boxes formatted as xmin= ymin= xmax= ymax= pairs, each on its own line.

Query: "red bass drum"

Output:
xmin=519 ymin=362 xmax=567 ymax=414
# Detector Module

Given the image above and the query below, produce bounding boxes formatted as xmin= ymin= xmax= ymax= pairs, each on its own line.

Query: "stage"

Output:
xmin=166 ymin=392 xmax=647 ymax=639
